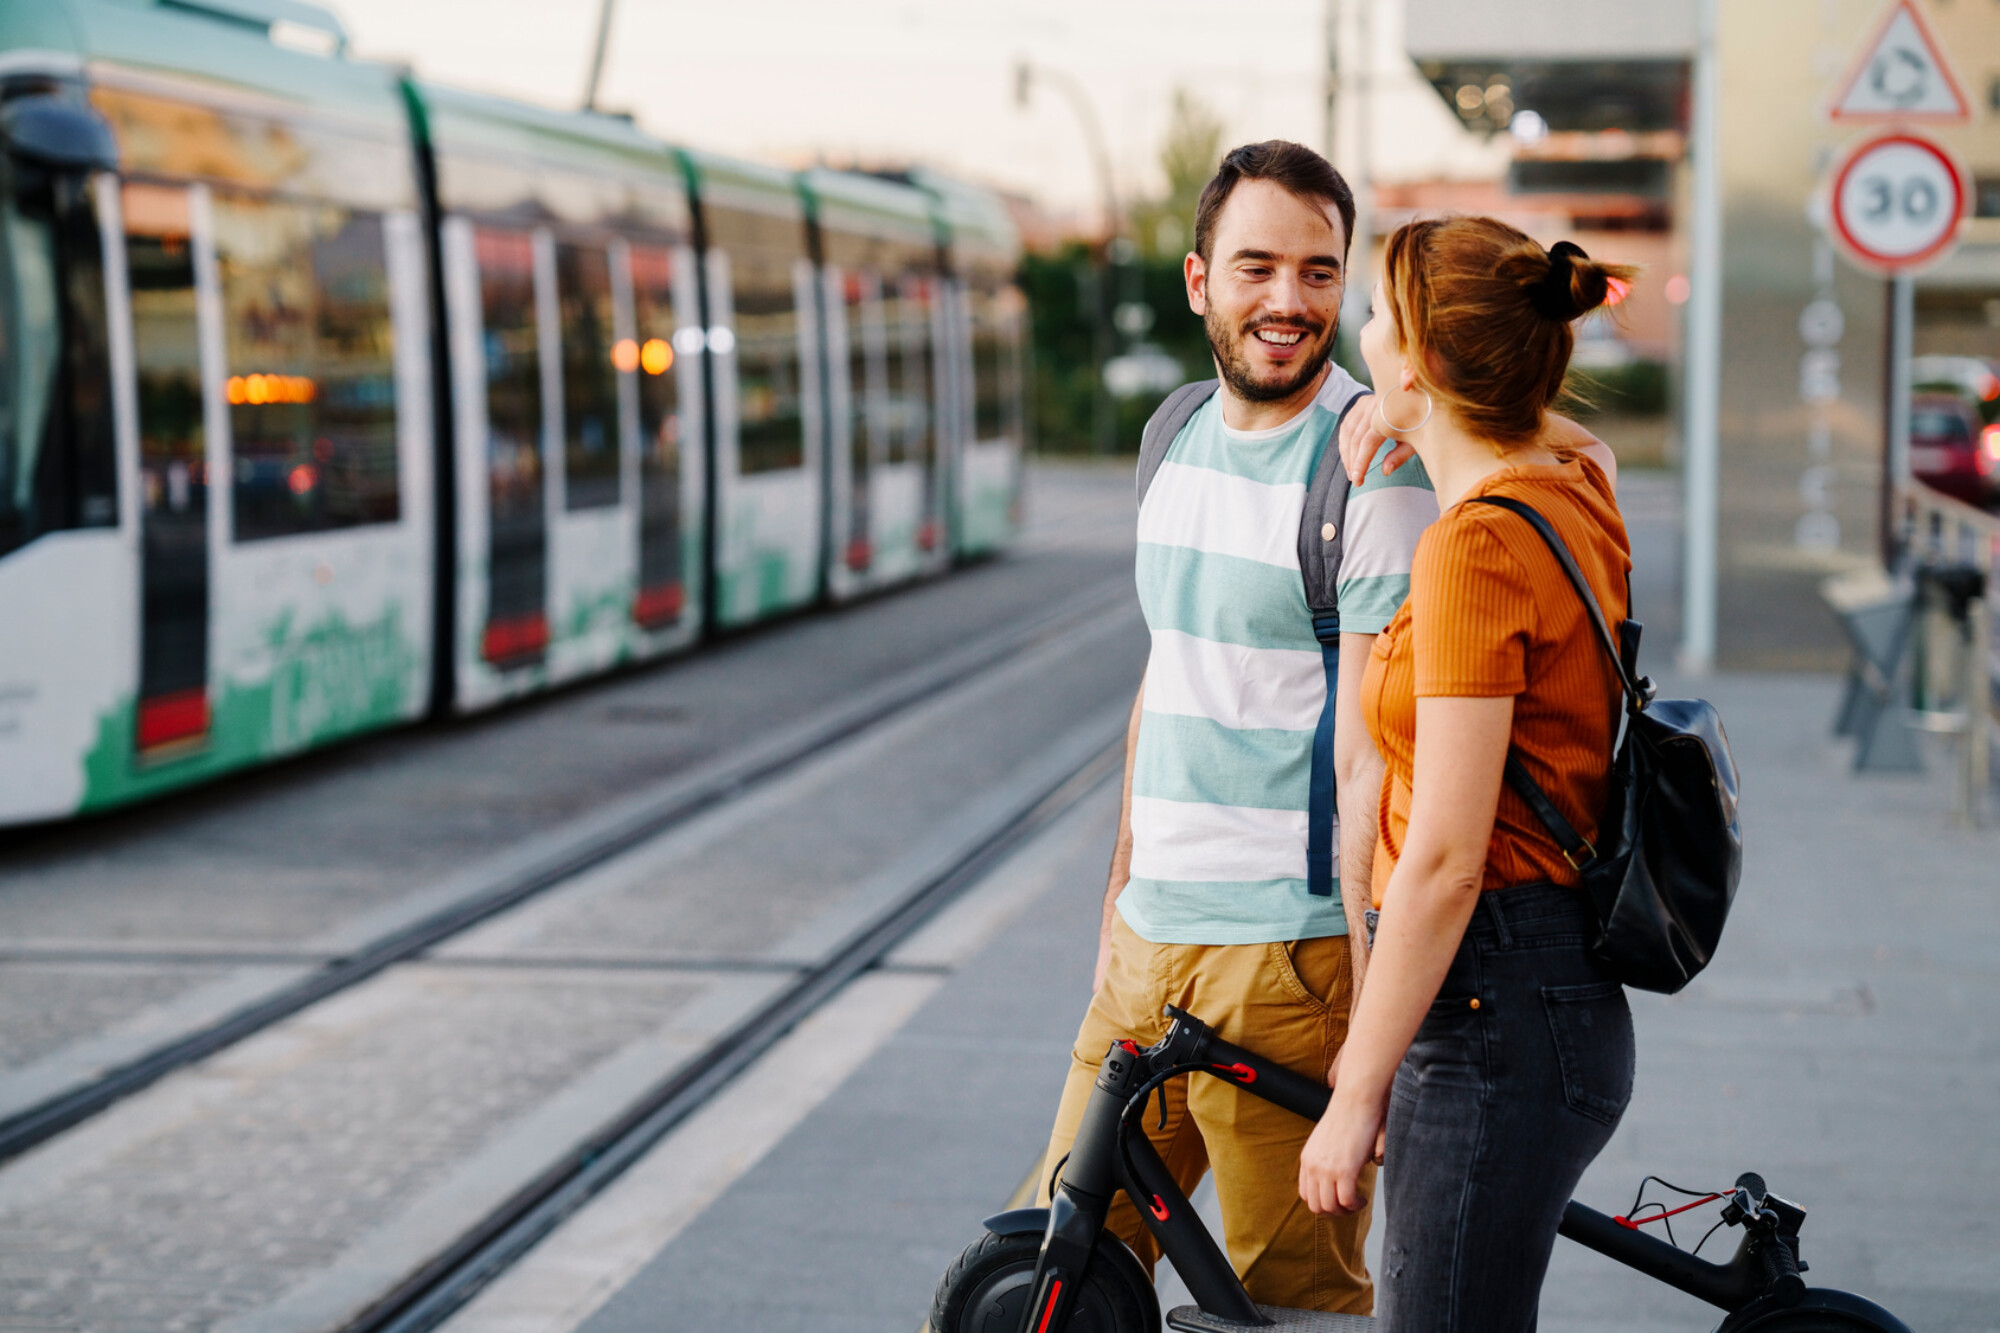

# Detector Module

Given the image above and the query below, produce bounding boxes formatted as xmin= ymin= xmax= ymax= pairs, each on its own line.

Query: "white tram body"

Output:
xmin=0 ymin=0 xmax=1025 ymax=825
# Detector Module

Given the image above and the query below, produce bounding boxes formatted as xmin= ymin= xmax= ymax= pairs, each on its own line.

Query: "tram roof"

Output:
xmin=5 ymin=0 xmax=1016 ymax=267
xmin=413 ymin=82 xmax=676 ymax=182
xmin=801 ymin=168 xmax=938 ymax=250
xmin=910 ymin=167 xmax=1020 ymax=267
xmin=7 ymin=0 xmax=407 ymax=140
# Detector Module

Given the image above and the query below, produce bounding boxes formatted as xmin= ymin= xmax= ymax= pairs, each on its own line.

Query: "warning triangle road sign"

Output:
xmin=1828 ymin=0 xmax=1973 ymax=124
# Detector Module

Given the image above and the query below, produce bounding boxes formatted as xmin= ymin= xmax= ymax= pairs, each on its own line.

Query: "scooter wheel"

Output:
xmin=929 ymin=1230 xmax=1156 ymax=1333
xmin=1715 ymin=1288 xmax=1914 ymax=1333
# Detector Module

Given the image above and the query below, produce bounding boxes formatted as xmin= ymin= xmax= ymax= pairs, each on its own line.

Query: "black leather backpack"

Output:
xmin=1472 ymin=495 xmax=1743 ymax=994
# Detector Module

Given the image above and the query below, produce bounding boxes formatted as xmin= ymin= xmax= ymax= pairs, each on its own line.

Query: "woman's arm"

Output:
xmin=1298 ymin=693 xmax=1514 ymax=1215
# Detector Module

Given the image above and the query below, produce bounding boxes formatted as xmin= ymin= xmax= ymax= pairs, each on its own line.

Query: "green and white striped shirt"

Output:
xmin=1119 ymin=375 xmax=1437 ymax=946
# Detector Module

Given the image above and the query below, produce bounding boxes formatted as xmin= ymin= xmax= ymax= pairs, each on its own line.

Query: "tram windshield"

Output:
xmin=0 ymin=138 xmax=115 ymax=560
xmin=0 ymin=173 xmax=63 ymax=555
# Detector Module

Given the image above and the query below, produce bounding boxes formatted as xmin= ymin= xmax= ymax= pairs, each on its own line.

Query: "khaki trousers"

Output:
xmin=1036 ymin=913 xmax=1375 ymax=1315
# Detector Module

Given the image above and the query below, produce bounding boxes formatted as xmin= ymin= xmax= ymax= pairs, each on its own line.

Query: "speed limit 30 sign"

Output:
xmin=1830 ymin=130 xmax=1968 ymax=274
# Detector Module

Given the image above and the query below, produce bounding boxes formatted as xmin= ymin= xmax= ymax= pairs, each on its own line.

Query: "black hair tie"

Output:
xmin=1529 ymin=240 xmax=1588 ymax=321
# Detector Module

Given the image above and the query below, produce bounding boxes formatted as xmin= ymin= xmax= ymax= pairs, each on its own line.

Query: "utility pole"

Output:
xmin=1679 ymin=0 xmax=1722 ymax=675
xmin=582 ymin=0 xmax=615 ymax=111
xmin=1016 ymin=60 xmax=1119 ymax=453
xmin=1331 ymin=0 xmax=1374 ymax=369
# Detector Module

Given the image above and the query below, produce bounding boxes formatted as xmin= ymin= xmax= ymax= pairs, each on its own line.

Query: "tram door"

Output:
xmin=468 ymin=224 xmax=549 ymax=677
xmin=884 ymin=270 xmax=948 ymax=576
xmin=125 ymin=184 xmax=209 ymax=756
xmin=628 ymin=240 xmax=705 ymax=640
xmin=820 ymin=264 xmax=883 ymax=599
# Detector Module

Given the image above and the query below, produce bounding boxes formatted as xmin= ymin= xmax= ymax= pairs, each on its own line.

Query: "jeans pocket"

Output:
xmin=1541 ymin=981 xmax=1634 ymax=1126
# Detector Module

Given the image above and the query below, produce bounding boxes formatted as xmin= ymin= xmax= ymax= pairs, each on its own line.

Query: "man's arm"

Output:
xmin=1333 ymin=633 xmax=1383 ymax=996
xmin=1095 ymin=675 xmax=1145 ymax=994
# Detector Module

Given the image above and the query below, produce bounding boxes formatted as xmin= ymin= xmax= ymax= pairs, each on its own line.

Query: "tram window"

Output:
xmin=971 ymin=287 xmax=1019 ymax=442
xmin=557 ymin=241 xmax=620 ymax=510
xmin=735 ymin=288 xmax=804 ymax=474
xmin=476 ymin=226 xmax=546 ymax=637
xmin=973 ymin=284 xmax=1025 ymax=443
xmin=706 ymin=205 xmax=806 ymax=475
xmin=0 ymin=163 xmax=116 ymax=560
xmin=883 ymin=276 xmax=932 ymax=467
xmin=629 ymin=242 xmax=683 ymax=622
xmin=213 ymin=194 xmax=398 ymax=541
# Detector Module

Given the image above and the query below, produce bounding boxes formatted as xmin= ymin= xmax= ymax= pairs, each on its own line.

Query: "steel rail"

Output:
xmin=0 ymin=576 xmax=1131 ymax=1164
xmin=340 ymin=734 xmax=1125 ymax=1333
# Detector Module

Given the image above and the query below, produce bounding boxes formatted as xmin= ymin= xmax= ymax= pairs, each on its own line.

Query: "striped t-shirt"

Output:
xmin=1119 ymin=375 xmax=1438 ymax=946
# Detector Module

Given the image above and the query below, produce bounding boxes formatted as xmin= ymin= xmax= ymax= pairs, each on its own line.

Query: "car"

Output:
xmin=1908 ymin=392 xmax=2000 ymax=508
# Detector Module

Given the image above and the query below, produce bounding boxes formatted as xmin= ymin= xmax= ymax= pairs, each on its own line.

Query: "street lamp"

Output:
xmin=1016 ymin=59 xmax=1120 ymax=454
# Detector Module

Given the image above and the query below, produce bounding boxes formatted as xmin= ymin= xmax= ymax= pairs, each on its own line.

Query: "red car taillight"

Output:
xmin=1980 ymin=424 xmax=2000 ymax=477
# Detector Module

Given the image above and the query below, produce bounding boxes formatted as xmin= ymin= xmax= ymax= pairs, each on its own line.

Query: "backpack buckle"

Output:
xmin=1563 ymin=838 xmax=1599 ymax=873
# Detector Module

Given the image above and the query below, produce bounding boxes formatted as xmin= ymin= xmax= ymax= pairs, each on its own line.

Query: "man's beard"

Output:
xmin=1205 ymin=308 xmax=1336 ymax=404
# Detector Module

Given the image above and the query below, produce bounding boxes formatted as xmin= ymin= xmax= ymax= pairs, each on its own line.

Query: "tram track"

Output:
xmin=339 ymin=731 xmax=1124 ymax=1333
xmin=0 ymin=575 xmax=1132 ymax=1166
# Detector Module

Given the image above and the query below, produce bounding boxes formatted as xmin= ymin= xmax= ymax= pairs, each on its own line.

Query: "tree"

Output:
xmin=1137 ymin=88 xmax=1225 ymax=258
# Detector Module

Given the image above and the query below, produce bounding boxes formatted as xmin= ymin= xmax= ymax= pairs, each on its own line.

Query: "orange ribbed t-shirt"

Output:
xmin=1360 ymin=457 xmax=1631 ymax=902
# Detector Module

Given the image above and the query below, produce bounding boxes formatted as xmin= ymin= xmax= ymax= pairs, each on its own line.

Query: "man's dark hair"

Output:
xmin=1193 ymin=140 xmax=1356 ymax=264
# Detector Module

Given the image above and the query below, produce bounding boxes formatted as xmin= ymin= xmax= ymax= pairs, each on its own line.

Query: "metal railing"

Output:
xmin=1895 ymin=484 xmax=1997 ymax=826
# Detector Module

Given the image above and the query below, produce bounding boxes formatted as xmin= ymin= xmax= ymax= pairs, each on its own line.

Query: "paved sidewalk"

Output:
xmin=1543 ymin=670 xmax=1999 ymax=1333
xmin=557 ymin=668 xmax=1997 ymax=1333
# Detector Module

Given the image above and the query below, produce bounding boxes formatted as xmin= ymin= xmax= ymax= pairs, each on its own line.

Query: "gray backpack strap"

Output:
xmin=1297 ymin=383 xmax=1372 ymax=618
xmin=1299 ymin=376 xmax=1372 ymax=901
xmin=1135 ymin=379 xmax=1220 ymax=507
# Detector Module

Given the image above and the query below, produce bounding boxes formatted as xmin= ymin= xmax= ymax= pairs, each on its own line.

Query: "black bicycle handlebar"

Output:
xmin=1160 ymin=1005 xmax=1331 ymax=1122
xmin=1557 ymin=1201 xmax=1767 ymax=1311
xmin=1156 ymin=1009 xmax=1816 ymax=1318
xmin=1757 ymin=1232 xmax=1805 ymax=1304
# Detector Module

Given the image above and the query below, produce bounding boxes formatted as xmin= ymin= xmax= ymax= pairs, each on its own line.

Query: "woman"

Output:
xmin=1296 ymin=216 xmax=1639 ymax=1331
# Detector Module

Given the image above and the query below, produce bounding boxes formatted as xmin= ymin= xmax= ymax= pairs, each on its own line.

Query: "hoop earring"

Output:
xmin=1375 ymin=387 xmax=1434 ymax=436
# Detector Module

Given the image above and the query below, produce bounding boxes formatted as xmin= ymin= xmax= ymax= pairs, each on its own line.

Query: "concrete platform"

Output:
xmin=454 ymin=476 xmax=1999 ymax=1333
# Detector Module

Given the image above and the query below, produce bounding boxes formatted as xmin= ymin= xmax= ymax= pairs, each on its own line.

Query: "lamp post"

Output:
xmin=1016 ymin=59 xmax=1119 ymax=454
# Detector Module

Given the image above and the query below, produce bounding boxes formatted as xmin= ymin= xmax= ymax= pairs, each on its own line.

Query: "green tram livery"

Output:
xmin=0 ymin=0 xmax=1027 ymax=825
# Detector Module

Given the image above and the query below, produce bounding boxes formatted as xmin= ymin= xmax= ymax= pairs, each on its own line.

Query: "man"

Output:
xmin=1033 ymin=142 xmax=1621 ymax=1316
xmin=1033 ymin=140 xmax=1427 ymax=1317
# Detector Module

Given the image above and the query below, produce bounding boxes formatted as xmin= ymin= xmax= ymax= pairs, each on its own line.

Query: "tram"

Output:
xmin=0 ymin=0 xmax=1027 ymax=826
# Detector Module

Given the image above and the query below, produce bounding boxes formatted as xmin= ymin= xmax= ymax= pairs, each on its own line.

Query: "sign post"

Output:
xmin=1820 ymin=0 xmax=1972 ymax=567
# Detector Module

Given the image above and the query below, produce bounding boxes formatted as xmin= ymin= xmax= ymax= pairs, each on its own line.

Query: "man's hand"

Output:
xmin=1093 ymin=926 xmax=1114 ymax=994
xmin=1337 ymin=392 xmax=1417 ymax=487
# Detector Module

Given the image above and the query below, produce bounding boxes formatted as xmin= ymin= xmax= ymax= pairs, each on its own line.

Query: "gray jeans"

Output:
xmin=1377 ymin=882 xmax=1635 ymax=1333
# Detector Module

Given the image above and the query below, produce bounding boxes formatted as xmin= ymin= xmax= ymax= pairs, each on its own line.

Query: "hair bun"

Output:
xmin=1527 ymin=240 xmax=1607 ymax=322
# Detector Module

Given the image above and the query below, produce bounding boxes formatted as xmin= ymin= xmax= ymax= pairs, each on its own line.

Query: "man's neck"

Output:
xmin=1214 ymin=363 xmax=1330 ymax=433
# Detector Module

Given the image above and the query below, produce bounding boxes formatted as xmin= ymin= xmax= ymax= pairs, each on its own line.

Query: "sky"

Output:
xmin=327 ymin=0 xmax=1480 ymax=225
